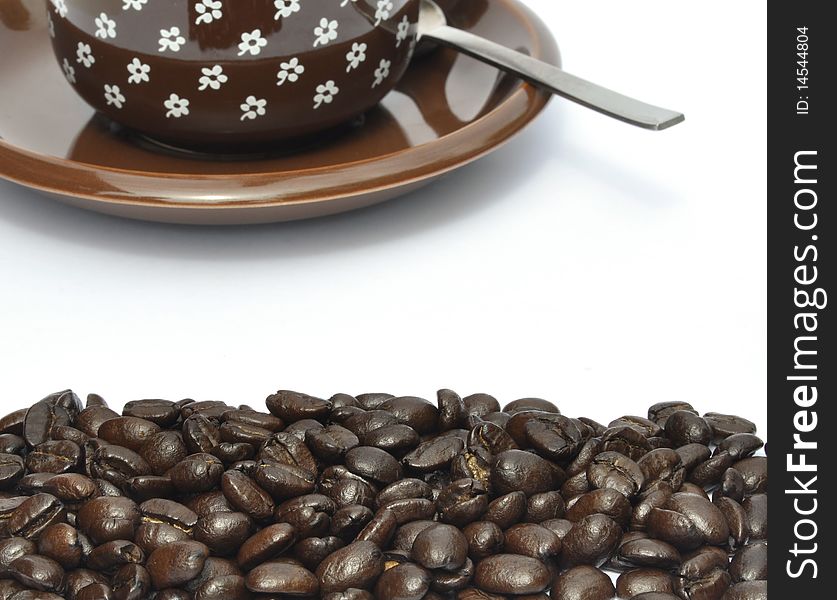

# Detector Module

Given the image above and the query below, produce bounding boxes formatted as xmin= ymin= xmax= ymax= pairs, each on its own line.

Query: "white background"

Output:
xmin=0 ymin=1 xmax=767 ymax=436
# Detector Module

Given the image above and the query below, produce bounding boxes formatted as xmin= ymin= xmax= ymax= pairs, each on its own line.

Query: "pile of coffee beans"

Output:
xmin=0 ymin=390 xmax=767 ymax=600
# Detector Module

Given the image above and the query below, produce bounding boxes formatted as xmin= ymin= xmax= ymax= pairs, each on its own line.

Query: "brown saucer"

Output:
xmin=0 ymin=0 xmax=558 ymax=225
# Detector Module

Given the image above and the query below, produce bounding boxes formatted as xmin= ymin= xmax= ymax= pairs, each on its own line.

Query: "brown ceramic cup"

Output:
xmin=47 ymin=0 xmax=419 ymax=148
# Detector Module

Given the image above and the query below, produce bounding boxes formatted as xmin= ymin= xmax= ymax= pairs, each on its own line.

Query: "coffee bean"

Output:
xmin=491 ymin=450 xmax=558 ymax=497
xmin=703 ymin=413 xmax=757 ymax=441
xmin=551 ymin=565 xmax=616 ymax=600
xmin=245 ymin=561 xmax=319 ymax=596
xmin=666 ymin=411 xmax=712 ymax=447
xmin=374 ymin=562 xmax=430 ymax=600
xmin=266 ymin=391 xmax=332 ymax=424
xmin=617 ymin=537 xmax=681 ymax=570
xmin=616 ymin=568 xmax=675 ymax=597
xmin=722 ymin=580 xmax=767 ymax=600
xmin=742 ymin=494 xmax=767 ymax=540
xmin=315 ymin=541 xmax=383 ymax=594
xmin=483 ymin=492 xmax=526 ymax=530
xmin=561 ymin=514 xmax=621 ymax=567
xmin=648 ymin=492 xmax=729 ymax=550
xmin=473 ymin=554 xmax=551 ymax=595
xmin=11 ymin=554 xmax=65 ymax=592
xmin=413 ymin=523 xmax=468 ymax=570
xmin=0 ymin=394 xmax=767 ymax=599
xmin=146 ymin=541 xmax=209 ymax=589
xmin=730 ymin=542 xmax=767 ymax=582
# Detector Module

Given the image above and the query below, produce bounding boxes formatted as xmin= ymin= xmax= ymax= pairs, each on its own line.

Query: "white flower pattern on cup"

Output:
xmin=95 ymin=13 xmax=117 ymax=39
xmin=313 ymin=18 xmax=338 ymax=47
xmin=59 ymin=0 xmax=407 ymax=122
xmin=165 ymin=94 xmax=190 ymax=118
xmin=372 ymin=58 xmax=391 ymax=88
xmin=195 ymin=0 xmax=223 ymax=25
xmin=238 ymin=30 xmax=268 ymax=56
xmin=123 ymin=0 xmax=148 ymax=11
xmin=104 ymin=84 xmax=126 ymax=108
xmin=277 ymin=58 xmax=305 ymax=86
xmin=76 ymin=42 xmax=95 ymax=68
xmin=240 ymin=96 xmax=267 ymax=121
xmin=159 ymin=27 xmax=186 ymax=52
xmin=313 ymin=80 xmax=339 ymax=109
xmin=127 ymin=58 xmax=151 ymax=84
xmin=274 ymin=0 xmax=301 ymax=20
xmin=345 ymin=42 xmax=367 ymax=72
xmin=62 ymin=59 xmax=76 ymax=84
xmin=396 ymin=15 xmax=410 ymax=47
xmin=52 ymin=0 xmax=67 ymax=19
xmin=374 ymin=1 xmax=393 ymax=26
xmin=199 ymin=65 xmax=229 ymax=91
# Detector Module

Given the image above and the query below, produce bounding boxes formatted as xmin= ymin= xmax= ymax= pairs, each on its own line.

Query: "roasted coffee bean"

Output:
xmin=551 ymin=565 xmax=616 ymax=600
xmin=601 ymin=426 xmax=652 ymax=461
xmin=266 ymin=391 xmax=332 ymax=424
xmin=473 ymin=554 xmax=551 ymax=595
xmin=245 ymin=561 xmax=319 ymax=596
xmin=0 ymin=393 xmax=767 ymax=599
xmin=648 ymin=492 xmax=729 ymax=550
xmin=722 ymin=580 xmax=768 ymax=600
xmin=617 ymin=537 xmax=681 ymax=570
xmin=730 ymin=542 xmax=767 ymax=582
xmin=11 ymin=554 xmax=65 ymax=592
xmin=0 ymin=455 xmax=24 ymax=490
xmin=491 ymin=450 xmax=558 ymax=497
xmin=561 ymin=514 xmax=621 ymax=567
xmin=378 ymin=397 xmax=439 ymax=434
xmin=344 ymin=447 xmax=402 ymax=486
xmin=503 ymin=523 xmax=561 ymax=560
xmin=23 ymin=391 xmax=81 ymax=448
xmin=122 ymin=401 xmax=180 ymax=428
xmin=666 ymin=411 xmax=712 ymax=447
xmin=41 ymin=473 xmax=97 ymax=503
xmin=715 ymin=434 xmax=763 ymax=461
xmin=306 ymin=426 xmax=360 ymax=462
xmin=111 ymin=564 xmax=151 ymax=600
xmin=315 ymin=541 xmax=383 ymax=594
xmin=402 ymin=437 xmax=465 ymax=473
xmin=37 ymin=523 xmax=87 ymax=569
xmin=8 ymin=494 xmax=66 ymax=540
xmin=714 ymin=497 xmax=749 ymax=549
xmin=675 ymin=548 xmax=731 ymax=600
xmin=194 ymin=512 xmax=252 ymax=556
xmin=220 ymin=470 xmax=274 ymax=521
xmin=98 ymin=418 xmax=161 ymax=452
xmin=587 ymin=451 xmax=645 ymax=498
xmin=373 ymin=562 xmax=430 ymax=600
xmin=648 ymin=402 xmax=697 ymax=427
xmin=703 ymin=413 xmax=757 ymax=441
xmin=617 ymin=568 xmax=675 ymax=597
xmin=360 ymin=424 xmax=420 ymax=454
xmin=732 ymin=457 xmax=767 ymax=495
xmin=566 ymin=488 xmax=630 ymax=526
xmin=146 ymin=541 xmax=210 ymax=589
xmin=742 ymin=494 xmax=767 ymax=540
xmin=483 ymin=491 xmax=526 ymax=530
xmin=86 ymin=540 xmax=144 ymax=571
xmin=237 ymin=522 xmax=297 ymax=570
xmin=716 ymin=468 xmax=746 ymax=503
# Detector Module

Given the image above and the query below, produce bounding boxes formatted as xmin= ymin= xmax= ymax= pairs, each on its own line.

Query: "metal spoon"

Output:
xmin=417 ymin=0 xmax=684 ymax=131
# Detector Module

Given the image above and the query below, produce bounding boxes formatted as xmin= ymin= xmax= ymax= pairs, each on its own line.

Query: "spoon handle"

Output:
xmin=423 ymin=25 xmax=684 ymax=131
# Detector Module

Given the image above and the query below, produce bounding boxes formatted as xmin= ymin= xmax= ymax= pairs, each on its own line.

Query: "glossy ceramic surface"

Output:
xmin=0 ymin=0 xmax=559 ymax=224
xmin=48 ymin=0 xmax=419 ymax=145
